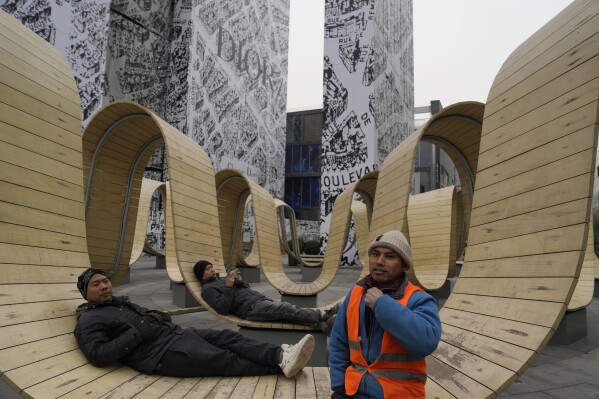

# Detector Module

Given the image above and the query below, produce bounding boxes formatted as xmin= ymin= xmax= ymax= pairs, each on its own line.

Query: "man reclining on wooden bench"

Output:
xmin=194 ymin=260 xmax=339 ymax=335
xmin=74 ymin=268 xmax=314 ymax=378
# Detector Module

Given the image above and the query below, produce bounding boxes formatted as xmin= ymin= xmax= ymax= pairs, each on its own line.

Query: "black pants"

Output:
xmin=155 ymin=328 xmax=282 ymax=377
xmin=245 ymin=299 xmax=321 ymax=326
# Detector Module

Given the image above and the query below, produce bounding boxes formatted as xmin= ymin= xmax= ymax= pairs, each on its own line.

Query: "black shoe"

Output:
xmin=322 ymin=302 xmax=342 ymax=321
xmin=320 ymin=314 xmax=337 ymax=336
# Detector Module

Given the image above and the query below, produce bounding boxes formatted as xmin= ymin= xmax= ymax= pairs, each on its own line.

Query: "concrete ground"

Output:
xmin=2 ymin=255 xmax=598 ymax=398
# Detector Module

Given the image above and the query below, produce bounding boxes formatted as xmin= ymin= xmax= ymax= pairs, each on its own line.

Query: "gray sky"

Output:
xmin=286 ymin=0 xmax=575 ymax=112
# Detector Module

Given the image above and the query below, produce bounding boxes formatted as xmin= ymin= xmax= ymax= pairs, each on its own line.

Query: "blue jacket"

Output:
xmin=328 ymin=274 xmax=442 ymax=398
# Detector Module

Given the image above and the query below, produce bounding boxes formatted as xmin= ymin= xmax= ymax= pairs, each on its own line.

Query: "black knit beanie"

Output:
xmin=193 ymin=260 xmax=213 ymax=282
xmin=77 ymin=268 xmax=108 ymax=299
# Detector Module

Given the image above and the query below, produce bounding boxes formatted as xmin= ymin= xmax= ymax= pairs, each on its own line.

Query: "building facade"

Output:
xmin=285 ymin=103 xmax=458 ymax=256
xmin=3 ymin=0 xmax=289 ymax=250
xmin=321 ymin=0 xmax=414 ymax=263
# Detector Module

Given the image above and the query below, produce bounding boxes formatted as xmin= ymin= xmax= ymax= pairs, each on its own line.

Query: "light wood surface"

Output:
xmin=408 ymin=186 xmax=461 ymax=290
xmin=0 ymin=9 xmax=89 ymax=397
xmin=129 ymin=178 xmax=165 ymax=265
xmin=0 ymin=11 xmax=331 ymax=397
xmin=215 ymin=169 xmax=378 ymax=297
xmin=568 ymin=221 xmax=597 ymax=311
xmin=1 ymin=1 xmax=598 ymax=397
xmin=370 ymin=101 xmax=484 ymax=291
xmin=276 ymin=199 xmax=324 ymax=267
xmin=428 ymin=1 xmax=599 ymax=396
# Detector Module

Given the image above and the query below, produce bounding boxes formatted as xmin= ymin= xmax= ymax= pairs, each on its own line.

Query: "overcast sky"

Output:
xmin=286 ymin=0 xmax=576 ymax=112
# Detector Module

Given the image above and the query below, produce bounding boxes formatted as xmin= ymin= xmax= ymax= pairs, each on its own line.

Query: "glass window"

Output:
xmin=300 ymin=145 xmax=310 ymax=173
xmin=291 ymin=178 xmax=301 ymax=215
xmin=285 ymin=147 xmax=293 ymax=173
xmin=291 ymin=146 xmax=301 ymax=173
xmin=286 ymin=115 xmax=302 ymax=144
xmin=302 ymin=178 xmax=311 ymax=208
xmin=309 ymin=144 xmax=320 ymax=172
xmin=310 ymin=177 xmax=320 ymax=207
xmin=285 ymin=178 xmax=292 ymax=205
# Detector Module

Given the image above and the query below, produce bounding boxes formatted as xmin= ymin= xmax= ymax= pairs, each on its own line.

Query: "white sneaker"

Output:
xmin=279 ymin=334 xmax=315 ymax=378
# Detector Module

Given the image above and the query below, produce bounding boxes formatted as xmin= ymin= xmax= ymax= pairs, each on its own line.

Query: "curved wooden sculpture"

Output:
xmin=0 ymin=12 xmax=331 ymax=396
xmin=275 ymin=171 xmax=378 ymax=271
xmin=408 ymin=186 xmax=462 ymax=291
xmin=0 ymin=11 xmax=92 ymax=397
xmin=567 ymin=224 xmax=597 ymax=311
xmin=215 ymin=169 xmax=255 ymax=269
xmin=276 ymin=199 xmax=324 ymax=267
xmin=1 ymin=0 xmax=598 ymax=397
xmin=370 ymin=101 xmax=484 ymax=292
xmin=426 ymin=1 xmax=599 ymax=396
xmin=129 ymin=178 xmax=165 ymax=265
xmin=215 ymin=169 xmax=331 ymax=295
xmin=215 ymin=169 xmax=379 ymax=296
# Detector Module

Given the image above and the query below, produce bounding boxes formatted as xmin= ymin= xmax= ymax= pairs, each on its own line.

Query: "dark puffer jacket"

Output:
xmin=74 ymin=296 xmax=182 ymax=374
xmin=201 ymin=277 xmax=267 ymax=317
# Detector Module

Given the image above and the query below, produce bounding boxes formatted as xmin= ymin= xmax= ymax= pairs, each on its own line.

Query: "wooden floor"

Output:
xmin=1 ymin=1 xmax=599 ymax=398
xmin=30 ymin=367 xmax=332 ymax=399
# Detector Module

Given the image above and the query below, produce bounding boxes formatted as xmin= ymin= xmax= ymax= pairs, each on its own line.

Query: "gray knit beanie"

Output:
xmin=367 ymin=230 xmax=413 ymax=269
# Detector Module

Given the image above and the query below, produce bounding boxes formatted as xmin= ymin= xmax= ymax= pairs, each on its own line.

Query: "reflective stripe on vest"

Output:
xmin=344 ymin=281 xmax=427 ymax=397
xmin=351 ymin=364 xmax=427 ymax=382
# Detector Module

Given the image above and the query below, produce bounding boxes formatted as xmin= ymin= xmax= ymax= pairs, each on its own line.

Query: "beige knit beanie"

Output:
xmin=367 ymin=230 xmax=413 ymax=269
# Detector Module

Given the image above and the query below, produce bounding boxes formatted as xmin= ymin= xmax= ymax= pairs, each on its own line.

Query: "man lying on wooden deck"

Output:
xmin=74 ymin=268 xmax=315 ymax=379
xmin=194 ymin=260 xmax=339 ymax=334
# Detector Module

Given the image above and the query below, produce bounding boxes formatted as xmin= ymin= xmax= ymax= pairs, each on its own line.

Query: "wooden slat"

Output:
xmin=130 ymin=178 xmax=165 ymax=264
xmin=426 ymin=356 xmax=494 ymax=399
xmin=93 ymin=369 xmax=161 ymax=399
xmin=408 ymin=186 xmax=460 ymax=289
xmin=22 ymin=363 xmax=122 ymax=399
xmin=0 ymin=333 xmax=77 ymax=372
xmin=1 ymin=2 xmax=598 ymax=398
xmin=440 ymin=308 xmax=551 ymax=351
xmin=568 ymin=223 xmax=596 ymax=310
xmin=250 ymin=375 xmax=278 ymax=399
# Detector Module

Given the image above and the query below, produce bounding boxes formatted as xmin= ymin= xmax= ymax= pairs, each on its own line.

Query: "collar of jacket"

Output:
xmin=357 ymin=273 xmax=408 ymax=299
xmin=200 ymin=276 xmax=219 ymax=285
xmin=76 ymin=296 xmax=130 ymax=318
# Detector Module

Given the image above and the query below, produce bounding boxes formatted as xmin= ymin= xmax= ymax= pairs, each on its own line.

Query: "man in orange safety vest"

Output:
xmin=328 ymin=230 xmax=442 ymax=398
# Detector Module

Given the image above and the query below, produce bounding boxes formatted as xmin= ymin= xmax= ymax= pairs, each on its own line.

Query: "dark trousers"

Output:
xmin=245 ymin=299 xmax=321 ymax=325
xmin=155 ymin=328 xmax=282 ymax=377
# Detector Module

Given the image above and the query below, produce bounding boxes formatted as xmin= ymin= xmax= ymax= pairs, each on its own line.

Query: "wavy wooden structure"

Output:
xmin=0 ymin=10 xmax=96 ymax=397
xmin=129 ymin=178 xmax=165 ymax=265
xmin=425 ymin=1 xmax=599 ymax=396
xmin=408 ymin=186 xmax=461 ymax=291
xmin=568 ymin=223 xmax=597 ymax=310
xmin=0 ymin=11 xmax=331 ymax=397
xmin=276 ymin=199 xmax=324 ymax=267
xmin=276 ymin=175 xmax=375 ymax=270
xmin=215 ymin=168 xmax=378 ymax=296
xmin=1 ymin=0 xmax=598 ymax=397
xmin=371 ymin=102 xmax=484 ymax=293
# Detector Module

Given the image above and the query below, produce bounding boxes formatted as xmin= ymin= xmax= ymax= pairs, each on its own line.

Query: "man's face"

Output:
xmin=86 ymin=273 xmax=113 ymax=303
xmin=368 ymin=247 xmax=407 ymax=288
xmin=203 ymin=264 xmax=216 ymax=280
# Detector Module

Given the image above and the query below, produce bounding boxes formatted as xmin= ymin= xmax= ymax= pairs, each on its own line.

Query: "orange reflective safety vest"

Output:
xmin=345 ymin=282 xmax=427 ymax=398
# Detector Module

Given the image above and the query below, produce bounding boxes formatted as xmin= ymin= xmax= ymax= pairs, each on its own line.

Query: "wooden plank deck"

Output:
xmin=1 ymin=1 xmax=599 ymax=398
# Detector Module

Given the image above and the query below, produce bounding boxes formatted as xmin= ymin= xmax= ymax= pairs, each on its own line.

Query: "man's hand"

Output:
xmin=233 ymin=273 xmax=243 ymax=285
xmin=364 ymin=287 xmax=384 ymax=308
xmin=225 ymin=272 xmax=236 ymax=287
